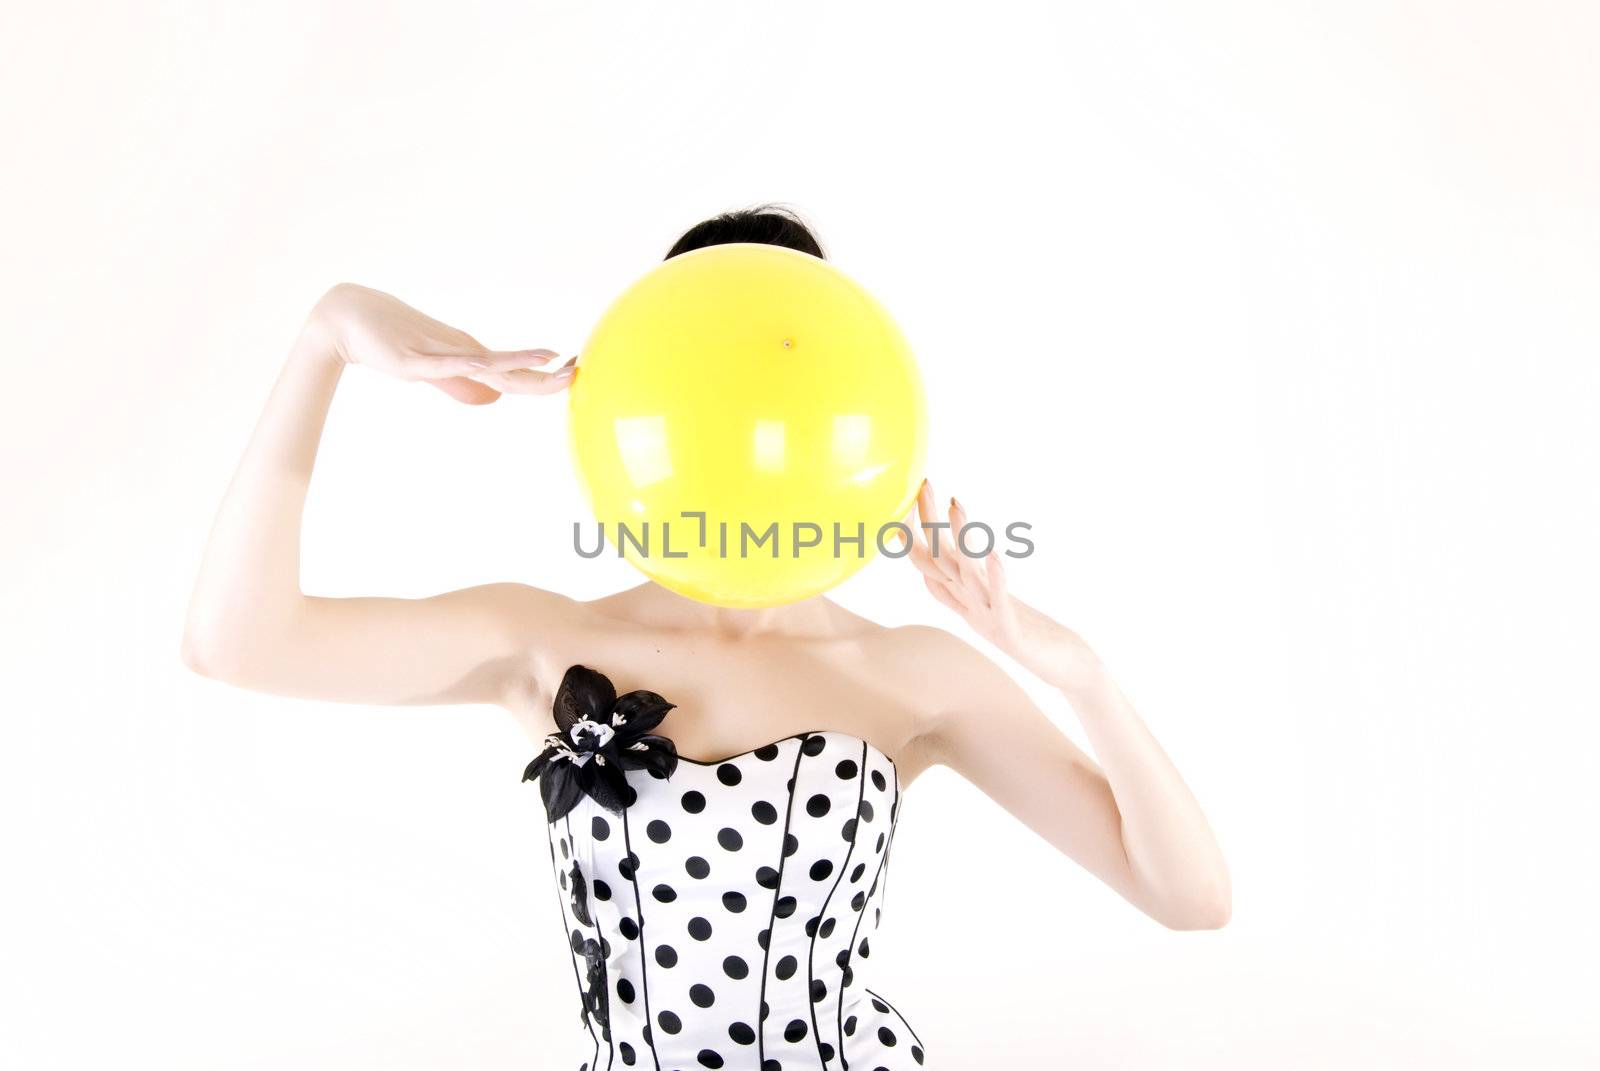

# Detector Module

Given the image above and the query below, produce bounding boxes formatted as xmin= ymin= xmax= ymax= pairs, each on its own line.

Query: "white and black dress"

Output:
xmin=526 ymin=665 xmax=926 ymax=1071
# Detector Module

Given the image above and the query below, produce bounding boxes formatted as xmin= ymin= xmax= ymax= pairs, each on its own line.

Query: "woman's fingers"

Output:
xmin=417 ymin=348 xmax=560 ymax=380
xmin=985 ymin=548 xmax=1008 ymax=599
xmin=916 ymin=480 xmax=961 ymax=583
xmin=471 ymin=359 xmax=576 ymax=396
xmin=948 ymin=496 xmax=984 ymax=590
xmin=905 ymin=533 xmax=948 ymax=584
xmin=922 ymin=574 xmax=968 ymax=616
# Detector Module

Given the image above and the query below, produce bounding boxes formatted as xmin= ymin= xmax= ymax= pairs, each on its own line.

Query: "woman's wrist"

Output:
xmin=291 ymin=295 xmax=346 ymax=370
xmin=1004 ymin=599 xmax=1108 ymax=697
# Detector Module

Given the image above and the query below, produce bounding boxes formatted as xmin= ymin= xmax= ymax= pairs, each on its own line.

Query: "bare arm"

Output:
xmin=906 ymin=481 xmax=1232 ymax=930
xmin=181 ymin=283 xmax=575 ymax=708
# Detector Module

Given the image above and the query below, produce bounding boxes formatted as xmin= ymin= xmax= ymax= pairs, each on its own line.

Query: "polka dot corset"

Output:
xmin=544 ymin=730 xmax=926 ymax=1071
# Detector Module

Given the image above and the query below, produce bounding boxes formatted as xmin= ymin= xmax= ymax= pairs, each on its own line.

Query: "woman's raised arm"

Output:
xmin=181 ymin=283 xmax=574 ymax=708
xmin=903 ymin=481 xmax=1232 ymax=930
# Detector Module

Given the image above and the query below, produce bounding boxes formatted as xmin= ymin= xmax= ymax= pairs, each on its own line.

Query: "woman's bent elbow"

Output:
xmin=1160 ymin=882 xmax=1232 ymax=931
xmin=180 ymin=627 xmax=242 ymax=681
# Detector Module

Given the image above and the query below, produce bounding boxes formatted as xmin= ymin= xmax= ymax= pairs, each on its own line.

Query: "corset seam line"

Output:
xmin=620 ymin=809 xmax=664 ymax=1071
xmin=838 ymin=772 xmax=900 ymax=1070
xmin=810 ymin=739 xmax=868 ymax=1069
xmin=757 ymin=734 xmax=811 ymax=1068
xmin=864 ymin=988 xmax=925 ymax=1050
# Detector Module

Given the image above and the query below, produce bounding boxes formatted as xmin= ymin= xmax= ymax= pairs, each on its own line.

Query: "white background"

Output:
xmin=3 ymin=2 xmax=1597 ymax=1067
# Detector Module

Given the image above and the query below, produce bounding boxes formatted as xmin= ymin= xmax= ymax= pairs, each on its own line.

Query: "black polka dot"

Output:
xmin=722 ymin=891 xmax=748 ymax=913
xmin=688 ymin=916 xmax=713 ymax=941
xmin=843 ymin=1014 xmax=857 ymax=1035
xmin=754 ymin=744 xmax=780 ymax=761
xmin=658 ymin=1010 xmax=682 ymax=1034
xmin=686 ymin=855 xmax=711 ymax=879
xmin=618 ymin=917 xmax=639 ymax=940
xmin=751 ymin=800 xmax=778 ymax=825
xmin=859 ymin=937 xmax=871 ymax=957
xmin=718 ymin=828 xmax=743 ymax=851
xmin=619 ymin=1041 xmax=636 ymax=1064
xmin=806 ymin=794 xmax=831 ymax=818
xmin=802 ymin=736 xmax=827 ymax=756
xmin=618 ymin=852 xmax=639 ymax=880
xmin=774 ymin=896 xmax=797 ymax=918
xmin=593 ymin=879 xmax=612 ymax=901
xmin=840 ymin=819 xmax=858 ymax=841
xmin=616 ymin=978 xmax=635 ymax=1003
xmin=728 ymin=1021 xmax=755 ymax=1045
xmin=851 ymin=863 xmax=866 ymax=882
xmin=783 ymin=834 xmax=799 ymax=857
xmin=809 ymin=860 xmax=834 ymax=881
xmin=717 ymin=763 xmax=742 ymax=786
xmin=851 ymin=890 xmax=866 ymax=912
xmin=681 ymin=790 xmax=706 ymax=813
xmin=810 ymin=978 xmax=828 ymax=1003
xmin=690 ymin=983 xmax=716 ymax=1008
xmin=835 ymin=759 xmax=859 ymax=780
xmin=647 ymin=819 xmax=672 ymax=843
xmin=878 ymin=1026 xmax=897 ymax=1046
xmin=820 ymin=918 xmax=837 ymax=938
xmin=784 ymin=1019 xmax=809 ymax=1042
xmin=912 ymin=1044 xmax=925 ymax=1064
xmin=859 ymin=800 xmax=875 ymax=822
xmin=774 ymin=955 xmax=797 ymax=980
xmin=756 ymin=866 xmax=780 ymax=889
xmin=722 ymin=955 xmax=749 ymax=979
xmin=652 ymin=883 xmax=677 ymax=903
xmin=655 ymin=945 xmax=678 ymax=968
xmin=696 ymin=1051 xmax=724 ymax=1069
xmin=871 ymin=770 xmax=887 ymax=791
xmin=591 ymin=816 xmax=611 ymax=840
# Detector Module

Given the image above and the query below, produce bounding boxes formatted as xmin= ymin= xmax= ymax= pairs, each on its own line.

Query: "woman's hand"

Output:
xmin=905 ymin=477 xmax=1019 ymax=649
xmin=905 ymin=478 xmax=1102 ymax=689
xmin=309 ymin=282 xmax=572 ymax=405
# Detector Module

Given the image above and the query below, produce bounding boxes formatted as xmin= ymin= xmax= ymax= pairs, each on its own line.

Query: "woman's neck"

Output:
xmin=613 ymin=581 xmax=845 ymax=640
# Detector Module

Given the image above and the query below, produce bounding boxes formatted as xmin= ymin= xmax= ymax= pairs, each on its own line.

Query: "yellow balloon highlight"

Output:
xmin=568 ymin=243 xmax=927 ymax=608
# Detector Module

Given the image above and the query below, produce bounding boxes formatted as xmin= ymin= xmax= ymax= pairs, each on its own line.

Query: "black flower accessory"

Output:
xmin=522 ymin=664 xmax=678 ymax=822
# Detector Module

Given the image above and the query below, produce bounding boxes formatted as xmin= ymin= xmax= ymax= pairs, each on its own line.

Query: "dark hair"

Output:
xmin=665 ymin=203 xmax=825 ymax=261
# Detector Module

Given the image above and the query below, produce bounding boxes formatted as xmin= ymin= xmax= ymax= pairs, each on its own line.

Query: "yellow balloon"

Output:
xmin=569 ymin=243 xmax=927 ymax=608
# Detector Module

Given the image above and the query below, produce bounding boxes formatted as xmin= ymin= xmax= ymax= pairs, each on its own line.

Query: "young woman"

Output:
xmin=183 ymin=206 xmax=1230 ymax=1071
